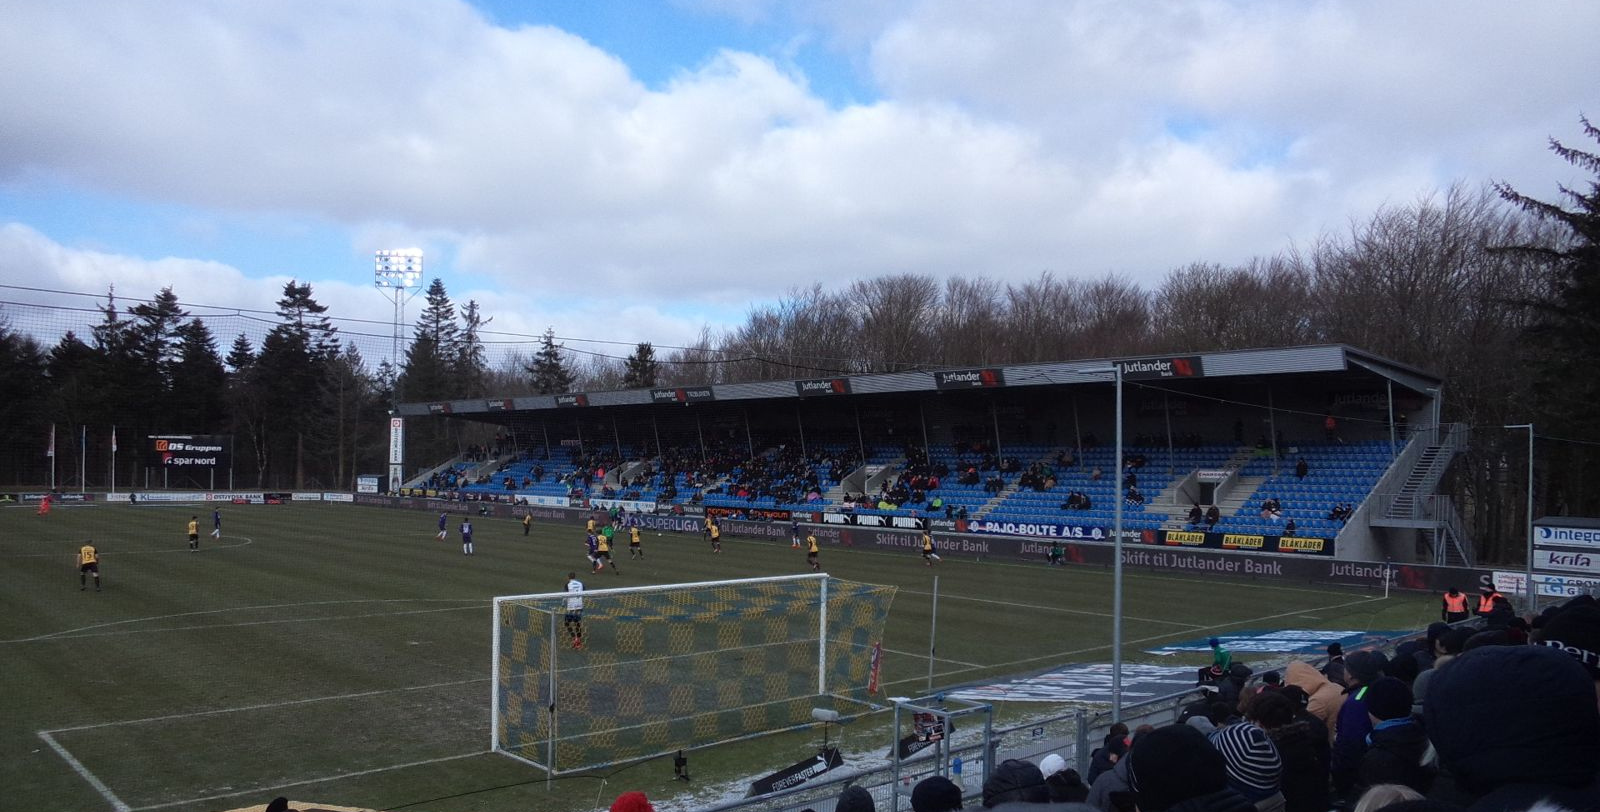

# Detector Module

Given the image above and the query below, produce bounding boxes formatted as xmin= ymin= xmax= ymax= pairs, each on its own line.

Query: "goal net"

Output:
xmin=492 ymin=573 xmax=897 ymax=774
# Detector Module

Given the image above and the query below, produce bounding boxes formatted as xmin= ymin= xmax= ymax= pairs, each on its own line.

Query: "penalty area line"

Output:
xmin=37 ymin=730 xmax=132 ymax=812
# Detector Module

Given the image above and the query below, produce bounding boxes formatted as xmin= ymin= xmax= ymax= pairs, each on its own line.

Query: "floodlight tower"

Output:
xmin=374 ymin=249 xmax=424 ymax=368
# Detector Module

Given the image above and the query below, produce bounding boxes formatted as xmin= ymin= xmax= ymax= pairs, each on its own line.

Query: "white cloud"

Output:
xmin=1 ymin=0 xmax=1596 ymax=325
xmin=0 ymin=224 xmax=720 ymax=368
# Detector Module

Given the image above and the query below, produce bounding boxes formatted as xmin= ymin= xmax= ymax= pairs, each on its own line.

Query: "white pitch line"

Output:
xmin=46 ymin=676 xmax=488 ymax=734
xmin=884 ymin=646 xmax=985 ymax=668
xmin=2 ymin=597 xmax=481 ymax=644
xmin=898 ymin=588 xmax=1205 ymax=628
xmin=882 ymin=593 xmax=1388 ymax=689
xmin=37 ymin=731 xmax=132 ymax=812
xmin=0 ymin=536 xmax=255 ymax=558
xmin=127 ymin=752 xmax=484 ymax=812
xmin=30 ymin=605 xmax=483 ymax=642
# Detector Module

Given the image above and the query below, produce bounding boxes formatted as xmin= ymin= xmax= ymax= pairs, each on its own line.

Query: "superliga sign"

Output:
xmin=147 ymin=435 xmax=231 ymax=468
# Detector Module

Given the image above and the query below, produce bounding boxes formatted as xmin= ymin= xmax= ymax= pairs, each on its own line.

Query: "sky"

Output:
xmin=1 ymin=0 xmax=1596 ymax=368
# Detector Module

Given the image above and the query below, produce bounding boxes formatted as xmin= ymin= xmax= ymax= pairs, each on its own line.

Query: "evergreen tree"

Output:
xmin=0 ymin=320 xmax=49 ymax=484
xmin=224 ymin=334 xmax=270 ymax=486
xmin=257 ymin=281 xmax=339 ymax=487
xmin=170 ymin=320 xmax=227 ymax=431
xmin=397 ymin=278 xmax=458 ymax=403
xmin=1496 ymin=116 xmax=1600 ymax=514
xmin=456 ymin=299 xmax=490 ymax=398
xmin=525 ymin=327 xmax=576 ymax=394
xmin=621 ymin=342 xmax=660 ymax=389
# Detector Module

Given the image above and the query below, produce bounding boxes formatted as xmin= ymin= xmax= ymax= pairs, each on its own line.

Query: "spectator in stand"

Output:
xmin=609 ymin=791 xmax=654 ymax=812
xmin=1330 ymin=650 xmax=1385 ymax=798
xmin=982 ymin=758 xmax=1049 ymax=807
xmin=1039 ymin=754 xmax=1089 ymax=803
xmin=1208 ymin=721 xmax=1285 ymax=812
xmin=1534 ymin=602 xmax=1600 ymax=697
xmin=1088 ymin=724 xmax=1130 ymax=785
xmin=1425 ymin=645 xmax=1600 ymax=809
xmin=1324 ymin=415 xmax=1338 ymax=443
xmin=1091 ymin=466 xmax=1103 ymax=481
xmin=1322 ymin=643 xmax=1349 ymax=687
xmin=1284 ymin=662 xmax=1343 ymax=744
xmin=1284 ymin=518 xmax=1297 ymax=535
xmin=1087 ymin=725 xmax=1152 ymax=812
xmin=1188 ymin=503 xmax=1204 ymax=526
xmin=1294 ymin=458 xmax=1309 ymax=480
xmin=1206 ymin=505 xmax=1222 ymax=529
xmin=911 ymin=776 xmax=963 ymax=812
xmin=1353 ymin=677 xmax=1431 ymax=799
xmin=1246 ymin=690 xmax=1328 ymax=812
xmin=834 ymin=785 xmax=876 ymax=812
xmin=1126 ymin=724 xmax=1255 ymax=812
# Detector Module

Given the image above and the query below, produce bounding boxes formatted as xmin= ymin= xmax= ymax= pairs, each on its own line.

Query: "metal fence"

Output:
xmin=698 ymin=621 xmax=1448 ymax=812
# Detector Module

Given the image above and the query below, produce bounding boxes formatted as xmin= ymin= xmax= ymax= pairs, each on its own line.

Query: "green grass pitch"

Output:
xmin=1 ymin=501 xmax=1437 ymax=812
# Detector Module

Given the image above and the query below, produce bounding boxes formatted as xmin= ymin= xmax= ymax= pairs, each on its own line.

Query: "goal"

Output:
xmin=491 ymin=573 xmax=897 ymax=774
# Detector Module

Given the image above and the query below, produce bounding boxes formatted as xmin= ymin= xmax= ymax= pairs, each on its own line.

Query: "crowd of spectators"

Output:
xmin=734 ymin=593 xmax=1600 ymax=812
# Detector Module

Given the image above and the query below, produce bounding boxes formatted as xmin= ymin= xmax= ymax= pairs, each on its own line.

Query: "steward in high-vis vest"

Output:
xmin=1441 ymin=587 xmax=1469 ymax=623
xmin=1477 ymin=587 xmax=1505 ymax=617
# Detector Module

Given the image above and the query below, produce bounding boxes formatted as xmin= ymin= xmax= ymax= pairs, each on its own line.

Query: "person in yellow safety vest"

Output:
xmin=1441 ymin=587 xmax=1469 ymax=623
xmin=1476 ymin=586 xmax=1505 ymax=617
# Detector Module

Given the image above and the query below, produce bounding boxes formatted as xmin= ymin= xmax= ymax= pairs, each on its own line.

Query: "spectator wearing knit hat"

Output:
xmin=1353 ymin=677 xmax=1432 ymax=798
xmin=1424 ymin=645 xmax=1600 ymax=810
xmin=1535 ymin=603 xmax=1600 ymax=696
xmin=1209 ymin=722 xmax=1285 ymax=812
xmin=1331 ymin=650 xmax=1385 ymax=797
xmin=610 ymin=791 xmax=654 ymax=812
xmin=1246 ymin=690 xmax=1328 ymax=812
xmin=1127 ymin=725 xmax=1254 ymax=812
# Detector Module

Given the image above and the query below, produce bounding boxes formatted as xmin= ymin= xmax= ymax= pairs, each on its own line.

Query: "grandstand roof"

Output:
xmin=396 ymin=343 xmax=1441 ymax=420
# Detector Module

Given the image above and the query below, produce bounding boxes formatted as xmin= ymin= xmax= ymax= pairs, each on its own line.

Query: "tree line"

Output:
xmin=0 ymin=122 xmax=1594 ymax=564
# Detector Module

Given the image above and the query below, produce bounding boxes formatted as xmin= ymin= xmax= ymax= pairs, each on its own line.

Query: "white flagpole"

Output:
xmin=111 ymin=425 xmax=117 ymax=496
xmin=48 ymin=423 xmax=56 ymax=490
xmin=80 ymin=425 xmax=87 ymax=493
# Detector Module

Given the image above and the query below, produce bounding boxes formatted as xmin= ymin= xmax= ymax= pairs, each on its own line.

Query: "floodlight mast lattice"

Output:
xmin=374 ymin=249 xmax=424 ymax=374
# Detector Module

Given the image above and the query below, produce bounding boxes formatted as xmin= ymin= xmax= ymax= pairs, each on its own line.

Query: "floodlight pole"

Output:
xmin=1077 ymin=364 xmax=1124 ymax=719
xmin=374 ymin=249 xmax=424 ymax=384
xmin=1504 ymin=423 xmax=1535 ymax=613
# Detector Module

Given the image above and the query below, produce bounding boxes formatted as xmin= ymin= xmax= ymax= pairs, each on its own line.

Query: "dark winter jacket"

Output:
xmin=1085 ymin=756 xmax=1132 ymax=812
xmin=1267 ymin=720 xmax=1330 ymax=812
xmin=1160 ymin=788 xmax=1258 ymax=812
xmin=1356 ymin=718 xmax=1434 ymax=797
xmin=1330 ymin=686 xmax=1372 ymax=792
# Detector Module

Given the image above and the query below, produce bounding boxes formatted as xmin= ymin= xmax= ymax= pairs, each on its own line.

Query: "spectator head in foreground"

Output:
xmin=1127 ymin=724 xmax=1236 ymax=812
xmin=610 ymin=791 xmax=654 ymax=812
xmin=912 ymin=775 xmax=964 ymax=812
xmin=1536 ymin=604 xmax=1600 ymax=687
xmin=1424 ymin=645 xmax=1600 ymax=807
xmin=1207 ymin=722 xmax=1283 ymax=804
xmin=835 ymin=784 xmax=876 ymax=812
xmin=983 ymin=758 xmax=1049 ymax=808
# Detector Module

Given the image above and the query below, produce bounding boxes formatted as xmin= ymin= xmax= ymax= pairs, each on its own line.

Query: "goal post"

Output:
xmin=491 ymin=573 xmax=896 ymax=774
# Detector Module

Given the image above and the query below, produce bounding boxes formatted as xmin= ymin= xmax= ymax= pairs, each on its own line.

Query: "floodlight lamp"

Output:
xmin=374 ymin=249 xmax=424 ymax=288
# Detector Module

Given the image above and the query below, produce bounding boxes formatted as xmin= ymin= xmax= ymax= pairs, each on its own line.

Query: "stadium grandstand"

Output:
xmin=396 ymin=343 xmax=1469 ymax=567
